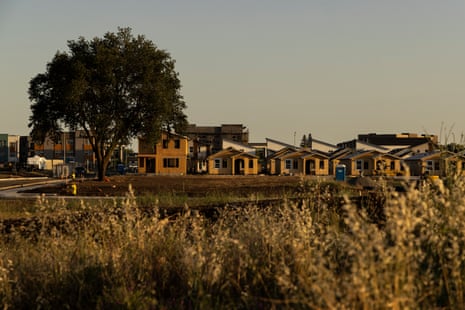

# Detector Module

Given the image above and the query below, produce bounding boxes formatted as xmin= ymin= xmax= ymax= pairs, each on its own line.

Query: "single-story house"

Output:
xmin=403 ymin=150 xmax=465 ymax=177
xmin=207 ymin=147 xmax=259 ymax=175
xmin=268 ymin=148 xmax=330 ymax=176
xmin=339 ymin=150 xmax=401 ymax=176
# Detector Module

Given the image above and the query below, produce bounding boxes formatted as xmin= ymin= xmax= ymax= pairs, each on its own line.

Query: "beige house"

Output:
xmin=207 ymin=147 xmax=259 ymax=175
xmin=268 ymin=148 xmax=330 ymax=176
xmin=138 ymin=131 xmax=188 ymax=175
xmin=339 ymin=150 xmax=401 ymax=176
xmin=267 ymin=147 xmax=297 ymax=175
xmin=404 ymin=151 xmax=465 ymax=177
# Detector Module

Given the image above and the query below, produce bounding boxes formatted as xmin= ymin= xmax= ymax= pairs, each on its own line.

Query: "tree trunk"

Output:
xmin=96 ymin=156 xmax=111 ymax=181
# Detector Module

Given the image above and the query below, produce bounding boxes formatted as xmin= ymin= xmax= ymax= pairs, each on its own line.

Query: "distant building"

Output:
xmin=0 ymin=134 xmax=8 ymax=167
xmin=0 ymin=134 xmax=21 ymax=168
xmin=357 ymin=133 xmax=438 ymax=150
xmin=31 ymin=130 xmax=95 ymax=169
xmin=185 ymin=124 xmax=249 ymax=173
xmin=185 ymin=124 xmax=249 ymax=154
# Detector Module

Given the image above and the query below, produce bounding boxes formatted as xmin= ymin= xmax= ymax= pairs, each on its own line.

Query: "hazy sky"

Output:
xmin=2 ymin=1 xmax=465 ymax=145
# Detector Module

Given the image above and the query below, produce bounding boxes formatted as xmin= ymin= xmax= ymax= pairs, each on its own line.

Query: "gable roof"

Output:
xmin=222 ymin=138 xmax=255 ymax=153
xmin=330 ymin=147 xmax=354 ymax=160
xmin=404 ymin=150 xmax=443 ymax=161
xmin=337 ymin=139 xmax=390 ymax=152
xmin=267 ymin=146 xmax=299 ymax=159
xmin=341 ymin=150 xmax=400 ymax=160
xmin=308 ymin=137 xmax=337 ymax=151
xmin=266 ymin=138 xmax=296 ymax=152
xmin=207 ymin=147 xmax=258 ymax=160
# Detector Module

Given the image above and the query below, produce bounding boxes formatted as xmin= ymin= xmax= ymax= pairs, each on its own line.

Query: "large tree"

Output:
xmin=28 ymin=28 xmax=187 ymax=180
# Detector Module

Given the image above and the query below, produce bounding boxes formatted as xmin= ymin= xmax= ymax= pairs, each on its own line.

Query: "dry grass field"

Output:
xmin=24 ymin=175 xmax=314 ymax=197
xmin=3 ymin=174 xmax=465 ymax=309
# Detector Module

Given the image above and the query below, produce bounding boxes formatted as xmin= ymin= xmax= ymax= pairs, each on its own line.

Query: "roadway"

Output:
xmin=0 ymin=177 xmax=67 ymax=198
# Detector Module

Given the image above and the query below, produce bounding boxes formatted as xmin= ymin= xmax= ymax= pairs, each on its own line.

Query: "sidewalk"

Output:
xmin=0 ymin=179 xmax=66 ymax=198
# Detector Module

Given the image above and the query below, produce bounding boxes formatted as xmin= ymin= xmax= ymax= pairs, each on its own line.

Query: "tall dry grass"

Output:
xmin=0 ymin=178 xmax=465 ymax=309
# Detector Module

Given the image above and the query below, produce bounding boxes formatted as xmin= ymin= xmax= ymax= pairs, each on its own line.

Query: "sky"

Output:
xmin=1 ymin=0 xmax=465 ymax=146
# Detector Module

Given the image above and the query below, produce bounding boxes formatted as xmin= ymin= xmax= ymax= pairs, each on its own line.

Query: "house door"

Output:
xmin=305 ymin=160 xmax=315 ymax=175
xmin=146 ymin=158 xmax=155 ymax=173
xmin=234 ymin=159 xmax=245 ymax=175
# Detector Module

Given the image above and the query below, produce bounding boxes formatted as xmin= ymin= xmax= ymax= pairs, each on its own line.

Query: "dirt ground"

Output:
xmin=26 ymin=175 xmax=308 ymax=197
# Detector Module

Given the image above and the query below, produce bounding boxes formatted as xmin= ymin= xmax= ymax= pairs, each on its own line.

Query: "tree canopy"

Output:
xmin=28 ymin=27 xmax=187 ymax=180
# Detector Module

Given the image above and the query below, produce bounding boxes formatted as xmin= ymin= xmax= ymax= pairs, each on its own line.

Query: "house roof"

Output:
xmin=404 ymin=150 xmax=442 ymax=161
xmin=301 ymin=150 xmax=330 ymax=159
xmin=329 ymin=147 xmax=354 ymax=160
xmin=310 ymin=137 xmax=337 ymax=149
xmin=207 ymin=147 xmax=258 ymax=160
xmin=341 ymin=150 xmax=379 ymax=160
xmin=267 ymin=147 xmax=299 ymax=159
xmin=222 ymin=138 xmax=255 ymax=152
xmin=271 ymin=149 xmax=329 ymax=160
xmin=337 ymin=139 xmax=390 ymax=152
xmin=266 ymin=138 xmax=296 ymax=149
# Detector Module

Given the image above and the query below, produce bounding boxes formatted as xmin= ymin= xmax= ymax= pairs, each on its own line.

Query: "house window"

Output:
xmin=426 ymin=160 xmax=433 ymax=172
xmin=390 ymin=161 xmax=395 ymax=170
xmin=9 ymin=142 xmax=16 ymax=153
xmin=356 ymin=160 xmax=363 ymax=170
xmin=139 ymin=158 xmax=145 ymax=168
xmin=319 ymin=160 xmax=325 ymax=170
xmin=293 ymin=160 xmax=298 ymax=169
xmin=364 ymin=161 xmax=369 ymax=170
xmin=249 ymin=160 xmax=254 ymax=169
xmin=214 ymin=159 xmax=221 ymax=169
xmin=174 ymin=140 xmax=180 ymax=149
xmin=222 ymin=159 xmax=228 ymax=168
xmin=163 ymin=158 xmax=179 ymax=168
xmin=162 ymin=140 xmax=169 ymax=148
xmin=285 ymin=159 xmax=292 ymax=169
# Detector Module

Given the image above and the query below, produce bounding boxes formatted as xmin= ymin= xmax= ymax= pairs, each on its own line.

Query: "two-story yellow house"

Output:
xmin=138 ymin=131 xmax=188 ymax=175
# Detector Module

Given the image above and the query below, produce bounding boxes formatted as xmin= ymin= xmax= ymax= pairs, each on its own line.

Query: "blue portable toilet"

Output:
xmin=335 ymin=164 xmax=346 ymax=181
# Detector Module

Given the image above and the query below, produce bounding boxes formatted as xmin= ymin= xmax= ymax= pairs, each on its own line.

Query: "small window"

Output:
xmin=426 ymin=160 xmax=433 ymax=171
xmin=390 ymin=161 xmax=395 ymax=170
xmin=293 ymin=160 xmax=298 ymax=169
xmin=285 ymin=159 xmax=292 ymax=169
xmin=319 ymin=160 xmax=325 ymax=170
xmin=356 ymin=160 xmax=363 ymax=170
xmin=222 ymin=159 xmax=228 ymax=168
xmin=163 ymin=158 xmax=179 ymax=168
xmin=364 ymin=161 xmax=369 ymax=170
xmin=162 ymin=140 xmax=169 ymax=148
xmin=214 ymin=159 xmax=221 ymax=169
xmin=249 ymin=160 xmax=254 ymax=169
xmin=174 ymin=140 xmax=180 ymax=149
